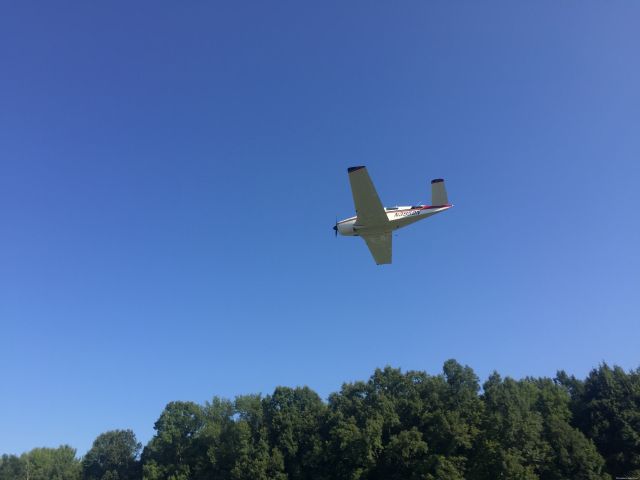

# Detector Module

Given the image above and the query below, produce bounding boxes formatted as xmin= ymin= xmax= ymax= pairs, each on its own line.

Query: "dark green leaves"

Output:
xmin=0 ymin=446 xmax=80 ymax=480
xmin=4 ymin=360 xmax=638 ymax=480
xmin=82 ymin=430 xmax=141 ymax=480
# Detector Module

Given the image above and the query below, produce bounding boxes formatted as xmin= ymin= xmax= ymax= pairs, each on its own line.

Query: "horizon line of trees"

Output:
xmin=2 ymin=360 xmax=639 ymax=480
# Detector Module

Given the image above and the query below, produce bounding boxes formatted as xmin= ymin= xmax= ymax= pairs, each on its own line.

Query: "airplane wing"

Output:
xmin=362 ymin=232 xmax=392 ymax=265
xmin=348 ymin=166 xmax=388 ymax=226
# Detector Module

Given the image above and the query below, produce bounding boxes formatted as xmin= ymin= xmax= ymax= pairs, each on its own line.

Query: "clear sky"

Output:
xmin=1 ymin=1 xmax=639 ymax=456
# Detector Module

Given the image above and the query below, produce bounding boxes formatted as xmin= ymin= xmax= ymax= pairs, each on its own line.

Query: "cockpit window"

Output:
xmin=386 ymin=207 xmax=399 ymax=210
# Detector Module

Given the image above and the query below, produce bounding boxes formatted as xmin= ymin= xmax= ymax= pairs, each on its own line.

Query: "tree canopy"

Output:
xmin=2 ymin=361 xmax=639 ymax=479
xmin=82 ymin=429 xmax=141 ymax=480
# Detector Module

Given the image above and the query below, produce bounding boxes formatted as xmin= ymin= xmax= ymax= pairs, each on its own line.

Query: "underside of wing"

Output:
xmin=362 ymin=232 xmax=392 ymax=265
xmin=348 ymin=166 xmax=388 ymax=226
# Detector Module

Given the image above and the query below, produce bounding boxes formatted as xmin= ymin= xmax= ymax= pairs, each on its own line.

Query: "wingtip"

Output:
xmin=348 ymin=166 xmax=366 ymax=173
xmin=431 ymin=178 xmax=444 ymax=184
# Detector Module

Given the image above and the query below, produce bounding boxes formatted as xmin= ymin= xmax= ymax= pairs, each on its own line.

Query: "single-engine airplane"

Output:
xmin=333 ymin=166 xmax=452 ymax=265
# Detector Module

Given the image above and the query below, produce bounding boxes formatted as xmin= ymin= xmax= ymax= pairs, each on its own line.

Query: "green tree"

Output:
xmin=6 ymin=360 xmax=633 ymax=480
xmin=195 ymin=396 xmax=236 ymax=479
xmin=418 ymin=360 xmax=483 ymax=467
xmin=326 ymin=380 xmax=386 ymax=479
xmin=262 ymin=386 xmax=326 ymax=479
xmin=142 ymin=401 xmax=204 ymax=480
xmin=20 ymin=446 xmax=80 ymax=480
xmin=534 ymin=378 xmax=607 ymax=480
xmin=325 ymin=362 xmax=482 ymax=480
xmin=225 ymin=419 xmax=286 ymax=480
xmin=469 ymin=373 xmax=550 ymax=480
xmin=82 ymin=429 xmax=141 ymax=480
xmin=561 ymin=363 xmax=640 ymax=477
xmin=0 ymin=454 xmax=25 ymax=480
xmin=469 ymin=374 xmax=609 ymax=480
xmin=377 ymin=427 xmax=430 ymax=480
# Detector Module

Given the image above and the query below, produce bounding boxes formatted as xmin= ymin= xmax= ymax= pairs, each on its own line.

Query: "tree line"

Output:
xmin=2 ymin=360 xmax=639 ymax=480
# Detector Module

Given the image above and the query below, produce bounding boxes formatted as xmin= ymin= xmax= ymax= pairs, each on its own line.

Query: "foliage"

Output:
xmin=82 ymin=429 xmax=141 ymax=480
xmin=4 ymin=361 xmax=639 ymax=479
xmin=558 ymin=363 xmax=640 ymax=477
xmin=0 ymin=446 xmax=80 ymax=480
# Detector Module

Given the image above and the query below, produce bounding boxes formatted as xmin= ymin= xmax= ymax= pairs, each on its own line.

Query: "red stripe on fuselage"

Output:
xmin=336 ymin=205 xmax=451 ymax=225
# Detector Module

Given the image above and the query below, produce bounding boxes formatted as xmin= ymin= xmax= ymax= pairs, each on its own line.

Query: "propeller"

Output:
xmin=333 ymin=217 xmax=338 ymax=237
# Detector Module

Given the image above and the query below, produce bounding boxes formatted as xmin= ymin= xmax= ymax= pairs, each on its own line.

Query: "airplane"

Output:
xmin=333 ymin=166 xmax=452 ymax=265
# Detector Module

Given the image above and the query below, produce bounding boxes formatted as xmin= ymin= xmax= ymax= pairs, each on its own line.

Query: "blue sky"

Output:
xmin=1 ymin=1 xmax=639 ymax=456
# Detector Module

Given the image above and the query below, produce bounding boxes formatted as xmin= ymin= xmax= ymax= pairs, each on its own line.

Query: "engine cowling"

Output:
xmin=337 ymin=219 xmax=357 ymax=236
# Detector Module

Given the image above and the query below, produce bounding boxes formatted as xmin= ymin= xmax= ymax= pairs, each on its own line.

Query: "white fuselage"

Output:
xmin=336 ymin=204 xmax=452 ymax=236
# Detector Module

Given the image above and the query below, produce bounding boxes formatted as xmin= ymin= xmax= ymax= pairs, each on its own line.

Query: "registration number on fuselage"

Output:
xmin=394 ymin=210 xmax=420 ymax=217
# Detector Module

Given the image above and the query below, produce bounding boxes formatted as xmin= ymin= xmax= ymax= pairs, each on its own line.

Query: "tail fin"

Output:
xmin=431 ymin=179 xmax=448 ymax=205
